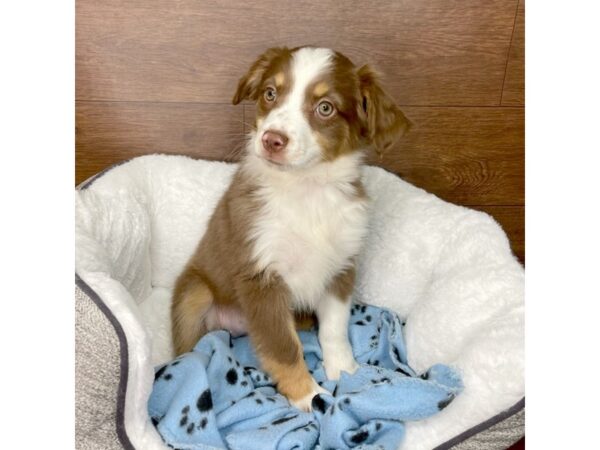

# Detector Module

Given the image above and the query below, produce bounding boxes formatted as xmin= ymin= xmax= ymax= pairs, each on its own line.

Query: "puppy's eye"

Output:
xmin=264 ymin=87 xmax=277 ymax=102
xmin=316 ymin=100 xmax=335 ymax=118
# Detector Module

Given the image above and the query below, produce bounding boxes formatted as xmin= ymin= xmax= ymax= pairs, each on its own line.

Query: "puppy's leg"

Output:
xmin=171 ymin=267 xmax=213 ymax=355
xmin=237 ymin=275 xmax=325 ymax=411
xmin=294 ymin=311 xmax=316 ymax=331
xmin=317 ymin=267 xmax=359 ymax=380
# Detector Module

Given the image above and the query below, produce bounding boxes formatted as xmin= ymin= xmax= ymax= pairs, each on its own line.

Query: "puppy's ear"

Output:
xmin=357 ymin=64 xmax=412 ymax=157
xmin=232 ymin=47 xmax=289 ymax=105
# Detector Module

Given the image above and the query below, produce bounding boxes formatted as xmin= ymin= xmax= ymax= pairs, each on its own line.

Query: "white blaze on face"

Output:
xmin=254 ymin=47 xmax=334 ymax=168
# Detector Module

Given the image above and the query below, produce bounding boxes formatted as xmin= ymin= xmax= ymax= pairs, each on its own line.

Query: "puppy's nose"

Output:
xmin=262 ymin=130 xmax=288 ymax=153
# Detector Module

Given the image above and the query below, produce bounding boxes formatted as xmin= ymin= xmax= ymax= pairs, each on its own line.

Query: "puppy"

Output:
xmin=172 ymin=46 xmax=410 ymax=411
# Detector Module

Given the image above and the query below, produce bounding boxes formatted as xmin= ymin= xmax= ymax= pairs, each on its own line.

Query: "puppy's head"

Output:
xmin=233 ymin=46 xmax=411 ymax=169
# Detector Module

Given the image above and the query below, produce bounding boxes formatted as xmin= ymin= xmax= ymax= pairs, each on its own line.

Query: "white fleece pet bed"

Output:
xmin=75 ymin=154 xmax=524 ymax=450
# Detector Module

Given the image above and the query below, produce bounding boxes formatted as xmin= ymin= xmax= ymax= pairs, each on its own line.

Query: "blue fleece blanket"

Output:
xmin=148 ymin=304 xmax=463 ymax=450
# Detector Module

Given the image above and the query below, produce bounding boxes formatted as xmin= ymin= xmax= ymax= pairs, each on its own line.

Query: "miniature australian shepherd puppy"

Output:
xmin=172 ymin=46 xmax=410 ymax=411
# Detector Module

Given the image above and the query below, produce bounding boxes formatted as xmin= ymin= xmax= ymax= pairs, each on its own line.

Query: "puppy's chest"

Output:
xmin=250 ymin=183 xmax=368 ymax=305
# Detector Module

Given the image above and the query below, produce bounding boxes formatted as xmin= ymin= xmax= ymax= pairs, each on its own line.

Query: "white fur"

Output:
xmin=76 ymin=154 xmax=524 ymax=450
xmin=253 ymin=47 xmax=334 ymax=168
xmin=245 ymin=152 xmax=369 ymax=309
xmin=317 ymin=294 xmax=359 ymax=379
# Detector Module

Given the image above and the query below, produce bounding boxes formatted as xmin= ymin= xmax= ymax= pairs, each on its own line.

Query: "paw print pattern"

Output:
xmin=350 ymin=429 xmax=370 ymax=444
xmin=154 ymin=365 xmax=167 ymax=381
xmin=438 ymin=393 xmax=456 ymax=410
xmin=154 ymin=365 xmax=174 ymax=382
xmin=198 ymin=417 xmax=208 ymax=430
xmin=226 ymin=368 xmax=238 ymax=385
xmin=395 ymin=366 xmax=411 ymax=376
xmin=369 ymin=377 xmax=391 ymax=385
xmin=221 ymin=360 xmax=255 ymax=397
xmin=271 ymin=414 xmax=298 ymax=425
xmin=242 ymin=391 xmax=266 ymax=407
xmin=175 ymin=389 xmax=215 ymax=436
xmin=312 ymin=395 xmax=326 ymax=414
xmin=350 ymin=303 xmax=369 ymax=325
xmin=241 ymin=365 xmax=274 ymax=388
xmin=154 ymin=359 xmax=182 ymax=382
xmin=197 ymin=389 xmax=213 ymax=412
xmin=344 ymin=420 xmax=385 ymax=447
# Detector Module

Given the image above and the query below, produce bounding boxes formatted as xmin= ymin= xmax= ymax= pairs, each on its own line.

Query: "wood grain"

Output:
xmin=76 ymin=101 xmax=525 ymax=260
xmin=244 ymin=105 xmax=524 ymax=206
xmin=376 ymin=106 xmax=524 ymax=205
xmin=77 ymin=101 xmax=524 ymax=207
xmin=76 ymin=0 xmax=525 ymax=263
xmin=75 ymin=101 xmax=245 ymax=184
xmin=77 ymin=0 xmax=518 ymax=106
xmin=472 ymin=205 xmax=525 ymax=263
xmin=502 ymin=0 xmax=525 ymax=105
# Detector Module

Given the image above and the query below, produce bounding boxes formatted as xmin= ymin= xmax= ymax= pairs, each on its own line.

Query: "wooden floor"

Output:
xmin=76 ymin=0 xmax=524 ymax=263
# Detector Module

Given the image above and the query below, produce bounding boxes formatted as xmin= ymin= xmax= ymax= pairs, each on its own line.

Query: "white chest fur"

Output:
xmin=247 ymin=155 xmax=369 ymax=309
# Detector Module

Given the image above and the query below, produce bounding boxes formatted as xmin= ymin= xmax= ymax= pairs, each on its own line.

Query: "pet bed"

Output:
xmin=75 ymin=154 xmax=524 ymax=450
xmin=148 ymin=305 xmax=464 ymax=449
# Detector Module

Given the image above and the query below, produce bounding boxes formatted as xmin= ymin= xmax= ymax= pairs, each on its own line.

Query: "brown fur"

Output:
xmin=357 ymin=64 xmax=412 ymax=157
xmin=305 ymin=52 xmax=366 ymax=161
xmin=327 ymin=265 xmax=356 ymax=301
xmin=294 ymin=312 xmax=317 ymax=331
xmin=172 ymin=167 xmax=319 ymax=402
xmin=232 ymin=47 xmax=293 ymax=107
xmin=173 ymin=46 xmax=410 ymax=405
xmin=171 ymin=268 xmax=213 ymax=355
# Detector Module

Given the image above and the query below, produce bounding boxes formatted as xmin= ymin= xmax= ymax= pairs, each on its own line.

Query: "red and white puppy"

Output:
xmin=172 ymin=46 xmax=410 ymax=411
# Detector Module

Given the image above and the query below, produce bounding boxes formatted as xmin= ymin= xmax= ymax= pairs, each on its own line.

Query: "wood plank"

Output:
xmin=77 ymin=103 xmax=524 ymax=262
xmin=472 ymin=205 xmax=525 ymax=263
xmin=77 ymin=103 xmax=524 ymax=206
xmin=77 ymin=0 xmax=517 ymax=106
xmin=75 ymin=101 xmax=245 ymax=184
xmin=502 ymin=0 xmax=525 ymax=105
xmin=243 ymin=105 xmax=524 ymax=206
xmin=376 ymin=106 xmax=525 ymax=205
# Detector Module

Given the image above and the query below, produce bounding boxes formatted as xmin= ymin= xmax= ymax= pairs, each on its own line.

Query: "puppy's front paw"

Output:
xmin=323 ymin=352 xmax=359 ymax=380
xmin=289 ymin=381 xmax=329 ymax=412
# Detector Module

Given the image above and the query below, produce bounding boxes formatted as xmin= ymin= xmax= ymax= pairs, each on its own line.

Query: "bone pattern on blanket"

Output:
xmin=75 ymin=154 xmax=524 ymax=450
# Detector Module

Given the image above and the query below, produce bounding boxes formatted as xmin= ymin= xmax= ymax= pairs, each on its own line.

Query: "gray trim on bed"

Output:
xmin=450 ymin=407 xmax=524 ymax=450
xmin=76 ymin=274 xmax=135 ymax=450
xmin=77 ymin=158 xmax=132 ymax=190
xmin=434 ymin=398 xmax=525 ymax=449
